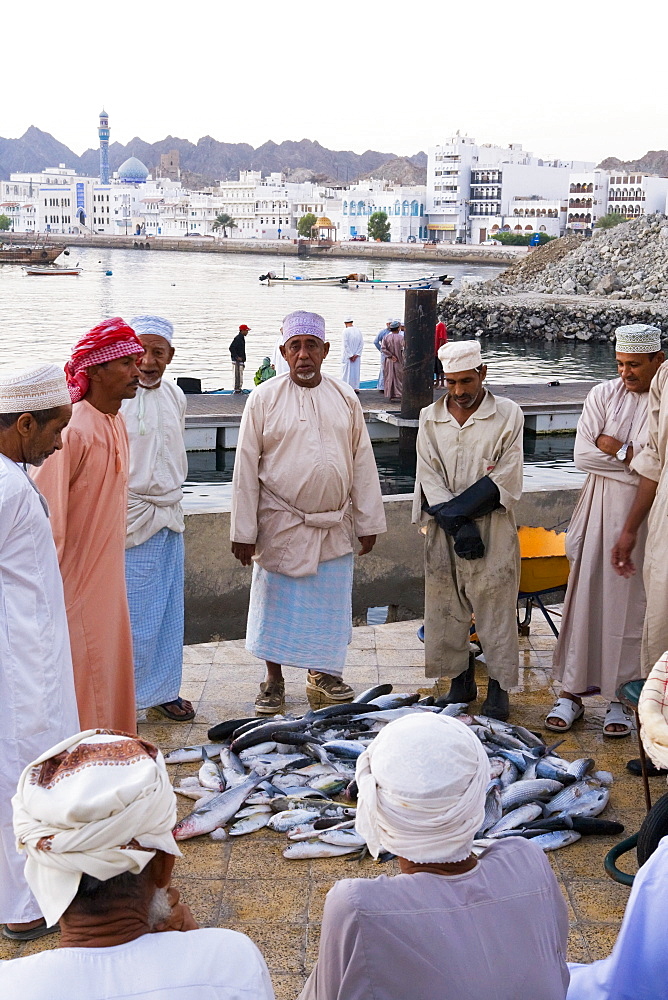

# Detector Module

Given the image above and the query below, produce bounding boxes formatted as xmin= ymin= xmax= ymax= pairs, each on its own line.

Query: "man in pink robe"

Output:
xmin=34 ymin=319 xmax=145 ymax=734
xmin=547 ymin=325 xmax=664 ymax=737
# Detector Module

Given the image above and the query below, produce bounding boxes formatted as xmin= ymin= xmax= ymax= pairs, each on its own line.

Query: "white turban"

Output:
xmin=639 ymin=652 xmax=668 ymax=772
xmin=12 ymin=731 xmax=181 ymax=927
xmin=615 ymin=324 xmax=662 ymax=354
xmin=355 ymin=713 xmax=490 ymax=863
xmin=0 ymin=363 xmax=71 ymax=413
xmin=130 ymin=315 xmax=174 ymax=345
xmin=282 ymin=310 xmax=326 ymax=343
xmin=438 ymin=340 xmax=483 ymax=373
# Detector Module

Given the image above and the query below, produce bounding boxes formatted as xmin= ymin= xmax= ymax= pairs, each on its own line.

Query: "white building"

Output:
xmin=215 ymin=171 xmax=328 ymax=240
xmin=606 ymin=172 xmax=668 ymax=219
xmin=565 ymin=170 xmax=609 ymax=232
xmin=427 ymin=135 xmax=592 ymax=243
xmin=327 ymin=179 xmax=427 ymax=241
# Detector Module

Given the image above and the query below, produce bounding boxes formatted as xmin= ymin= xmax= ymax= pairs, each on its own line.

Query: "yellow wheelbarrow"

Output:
xmin=517 ymin=526 xmax=570 ymax=639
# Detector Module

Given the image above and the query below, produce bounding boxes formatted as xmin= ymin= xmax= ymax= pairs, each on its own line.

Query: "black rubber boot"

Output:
xmin=626 ymin=758 xmax=668 ymax=778
xmin=481 ymin=678 xmax=510 ymax=721
xmin=437 ymin=655 xmax=477 ymax=705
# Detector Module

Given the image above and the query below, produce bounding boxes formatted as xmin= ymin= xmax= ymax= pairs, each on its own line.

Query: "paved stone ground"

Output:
xmin=1 ymin=614 xmax=659 ymax=999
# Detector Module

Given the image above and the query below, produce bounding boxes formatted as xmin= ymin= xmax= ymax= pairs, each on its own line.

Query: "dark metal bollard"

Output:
xmin=399 ymin=288 xmax=438 ymax=465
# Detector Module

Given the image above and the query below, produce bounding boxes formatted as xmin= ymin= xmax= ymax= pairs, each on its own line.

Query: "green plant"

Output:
xmin=367 ymin=211 xmax=391 ymax=242
xmin=212 ymin=213 xmax=237 ymax=236
xmin=297 ymin=213 xmax=318 ymax=237
xmin=595 ymin=213 xmax=629 ymax=230
xmin=0 ymin=214 xmax=12 ymax=231
xmin=493 ymin=231 xmax=556 ymax=246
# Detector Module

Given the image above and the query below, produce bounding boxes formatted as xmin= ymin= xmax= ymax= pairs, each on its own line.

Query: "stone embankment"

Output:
xmin=0 ymin=232 xmax=523 ymax=266
xmin=441 ymin=292 xmax=668 ymax=343
xmin=489 ymin=213 xmax=668 ymax=301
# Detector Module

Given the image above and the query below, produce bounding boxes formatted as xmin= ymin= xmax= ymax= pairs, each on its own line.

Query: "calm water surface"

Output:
xmin=0 ymin=247 xmax=619 ymax=387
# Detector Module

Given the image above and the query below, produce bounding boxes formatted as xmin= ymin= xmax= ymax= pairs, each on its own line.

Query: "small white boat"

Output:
xmin=23 ymin=266 xmax=82 ymax=276
xmin=343 ymin=273 xmax=452 ymax=290
xmin=259 ymin=271 xmax=350 ymax=285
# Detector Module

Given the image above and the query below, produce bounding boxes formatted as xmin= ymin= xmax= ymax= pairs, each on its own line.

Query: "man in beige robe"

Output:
xmin=231 ymin=310 xmax=386 ymax=715
xmin=548 ymin=325 xmax=664 ymax=737
xmin=413 ymin=341 xmax=524 ymax=720
xmin=34 ymin=318 xmax=144 ymax=734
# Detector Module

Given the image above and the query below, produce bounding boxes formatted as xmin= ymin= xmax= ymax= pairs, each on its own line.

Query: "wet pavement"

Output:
xmin=1 ymin=613 xmax=657 ymax=999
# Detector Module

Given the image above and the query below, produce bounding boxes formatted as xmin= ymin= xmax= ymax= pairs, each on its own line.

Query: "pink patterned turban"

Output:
xmin=65 ymin=318 xmax=144 ymax=403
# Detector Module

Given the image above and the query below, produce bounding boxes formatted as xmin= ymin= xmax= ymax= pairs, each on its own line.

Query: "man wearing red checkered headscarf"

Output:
xmin=34 ymin=319 xmax=145 ymax=734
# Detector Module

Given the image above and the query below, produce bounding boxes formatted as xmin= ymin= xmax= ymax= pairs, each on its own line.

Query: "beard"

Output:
xmin=147 ymin=887 xmax=173 ymax=930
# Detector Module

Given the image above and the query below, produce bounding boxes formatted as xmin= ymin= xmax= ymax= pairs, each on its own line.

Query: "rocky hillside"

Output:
xmin=484 ymin=214 xmax=668 ymax=301
xmin=358 ymin=157 xmax=427 ymax=186
xmin=598 ymin=150 xmax=668 ymax=176
xmin=0 ymin=126 xmax=427 ymax=184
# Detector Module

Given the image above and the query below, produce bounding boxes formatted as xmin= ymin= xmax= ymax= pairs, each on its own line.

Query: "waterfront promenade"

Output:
xmin=0 ymin=232 xmax=524 ymax=266
xmin=0 ymin=614 xmax=648 ymax=999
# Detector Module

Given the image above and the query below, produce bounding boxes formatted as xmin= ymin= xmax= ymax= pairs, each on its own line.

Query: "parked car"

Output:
xmin=349 ymin=235 xmax=367 ymax=241
xmin=455 ymin=236 xmax=466 ymax=244
xmin=406 ymin=235 xmax=417 ymax=243
xmin=481 ymin=239 xmax=502 ymax=245
xmin=184 ymin=232 xmax=202 ymax=237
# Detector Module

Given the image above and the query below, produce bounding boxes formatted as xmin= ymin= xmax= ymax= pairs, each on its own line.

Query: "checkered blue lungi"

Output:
xmin=125 ymin=527 xmax=185 ymax=710
xmin=246 ymin=553 xmax=354 ymax=676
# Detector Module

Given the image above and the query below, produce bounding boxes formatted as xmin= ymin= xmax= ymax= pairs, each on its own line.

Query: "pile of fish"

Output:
xmin=164 ymin=684 xmax=623 ymax=860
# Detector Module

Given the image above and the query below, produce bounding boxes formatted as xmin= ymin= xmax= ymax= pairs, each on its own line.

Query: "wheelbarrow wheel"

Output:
xmin=637 ymin=790 xmax=668 ymax=868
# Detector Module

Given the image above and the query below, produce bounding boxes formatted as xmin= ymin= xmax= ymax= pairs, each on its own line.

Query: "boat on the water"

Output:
xmin=259 ymin=271 xmax=452 ymax=289
xmin=0 ymin=242 xmax=66 ymax=264
xmin=23 ymin=265 xmax=82 ymax=276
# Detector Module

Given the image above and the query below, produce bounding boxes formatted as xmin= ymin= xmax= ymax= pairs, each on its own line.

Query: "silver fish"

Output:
xmin=486 ymin=803 xmax=543 ymax=836
xmin=559 ymin=788 xmax=610 ymax=819
xmin=500 ymin=778 xmax=563 ymax=812
xmin=228 ymin=811 xmax=271 ymax=836
xmin=174 ymin=787 xmax=216 ymax=805
xmin=319 ymin=829 xmax=366 ymax=847
xmin=267 ymin=809 xmax=322 ymax=832
xmin=544 ymin=780 xmax=597 ymax=815
xmin=233 ymin=804 xmax=272 ymax=818
xmin=239 ymin=741 xmax=277 ymax=759
xmin=199 ymin=754 xmax=224 ymax=792
xmin=163 ymin=744 xmax=225 ymax=764
xmin=536 ymin=759 xmax=574 ymax=783
xmin=439 ymin=703 xmax=469 ymax=717
xmin=488 ymin=756 xmax=506 ymax=780
xmin=499 ymin=760 xmax=519 ymax=789
xmin=322 ymin=740 xmax=366 ymax=758
xmin=531 ymin=830 xmax=582 ymax=851
xmin=173 ymin=772 xmax=265 ymax=840
xmin=566 ymin=758 xmax=595 ymax=780
xmin=479 ymin=782 xmax=503 ymax=834
xmin=283 ymin=840 xmax=361 ymax=859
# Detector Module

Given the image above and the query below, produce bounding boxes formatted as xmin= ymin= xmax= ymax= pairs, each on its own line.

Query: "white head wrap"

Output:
xmin=639 ymin=652 xmax=668 ymax=772
xmin=282 ymin=310 xmax=326 ymax=343
xmin=0 ymin=363 xmax=71 ymax=413
xmin=12 ymin=730 xmax=181 ymax=927
xmin=344 ymin=317 xmax=354 ymax=324
xmin=615 ymin=324 xmax=662 ymax=354
xmin=130 ymin=315 xmax=174 ymax=345
xmin=355 ymin=713 xmax=490 ymax=863
xmin=438 ymin=341 xmax=483 ymax=373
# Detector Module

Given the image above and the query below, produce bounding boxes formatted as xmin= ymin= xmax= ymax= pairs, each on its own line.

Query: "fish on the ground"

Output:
xmin=531 ymin=830 xmax=582 ymax=851
xmin=228 ymin=811 xmax=272 ymax=836
xmin=174 ymin=772 xmax=265 ymax=840
xmin=500 ymin=778 xmax=563 ymax=812
xmin=283 ymin=841 xmax=362 ymax=859
xmin=164 ymin=744 xmax=225 ymax=764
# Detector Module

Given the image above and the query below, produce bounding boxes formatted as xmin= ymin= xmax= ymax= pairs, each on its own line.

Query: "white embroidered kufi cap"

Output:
xmin=0 ymin=363 xmax=71 ymax=413
xmin=282 ymin=311 xmax=326 ymax=343
xmin=615 ymin=324 xmax=662 ymax=353
xmin=438 ymin=340 xmax=483 ymax=373
xmin=130 ymin=315 xmax=174 ymax=345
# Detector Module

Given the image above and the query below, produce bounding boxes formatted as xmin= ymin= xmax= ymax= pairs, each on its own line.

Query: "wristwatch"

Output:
xmin=616 ymin=443 xmax=630 ymax=461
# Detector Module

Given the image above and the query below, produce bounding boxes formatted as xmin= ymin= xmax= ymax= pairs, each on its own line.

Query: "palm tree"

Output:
xmin=212 ymin=213 xmax=238 ymax=237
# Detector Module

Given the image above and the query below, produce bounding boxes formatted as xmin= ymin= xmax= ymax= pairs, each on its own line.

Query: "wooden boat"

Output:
xmin=259 ymin=271 xmax=350 ymax=285
xmin=0 ymin=243 xmax=66 ymax=264
xmin=23 ymin=265 xmax=82 ymax=276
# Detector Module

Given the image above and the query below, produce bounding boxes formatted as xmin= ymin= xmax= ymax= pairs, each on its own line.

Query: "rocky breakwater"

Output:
xmin=440 ymin=215 xmax=668 ymax=342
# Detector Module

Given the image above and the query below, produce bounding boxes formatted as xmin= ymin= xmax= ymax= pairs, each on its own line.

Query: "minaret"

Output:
xmin=99 ymin=109 xmax=110 ymax=184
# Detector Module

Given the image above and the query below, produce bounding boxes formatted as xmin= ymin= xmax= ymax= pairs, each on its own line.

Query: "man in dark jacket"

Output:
xmin=229 ymin=324 xmax=250 ymax=393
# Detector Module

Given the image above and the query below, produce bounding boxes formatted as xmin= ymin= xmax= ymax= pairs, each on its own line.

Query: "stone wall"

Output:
xmin=183 ymin=487 xmax=580 ymax=644
xmin=441 ymin=291 xmax=668 ymax=342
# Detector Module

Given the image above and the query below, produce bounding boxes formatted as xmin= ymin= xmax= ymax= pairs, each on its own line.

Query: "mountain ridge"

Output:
xmin=0 ymin=126 xmax=427 ymax=186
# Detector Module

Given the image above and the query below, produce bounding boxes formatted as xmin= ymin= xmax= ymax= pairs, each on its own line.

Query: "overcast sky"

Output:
xmin=5 ymin=0 xmax=666 ymax=166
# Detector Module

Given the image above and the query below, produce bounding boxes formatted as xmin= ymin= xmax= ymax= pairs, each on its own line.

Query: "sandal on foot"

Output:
xmin=255 ymin=680 xmax=285 ymax=715
xmin=603 ymin=701 xmax=633 ymax=738
xmin=3 ymin=921 xmax=59 ymax=941
xmin=306 ymin=672 xmax=354 ymax=702
xmin=155 ymin=697 xmax=195 ymax=722
xmin=545 ymin=697 xmax=584 ymax=732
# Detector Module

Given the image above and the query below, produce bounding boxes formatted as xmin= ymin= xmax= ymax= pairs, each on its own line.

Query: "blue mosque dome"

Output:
xmin=118 ymin=156 xmax=149 ymax=183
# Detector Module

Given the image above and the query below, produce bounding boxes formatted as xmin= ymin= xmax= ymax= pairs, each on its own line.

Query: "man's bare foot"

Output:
xmin=6 ymin=919 xmax=45 ymax=933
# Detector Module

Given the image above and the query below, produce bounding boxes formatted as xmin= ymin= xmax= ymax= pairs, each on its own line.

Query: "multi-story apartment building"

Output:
xmin=326 ymin=179 xmax=427 ymax=241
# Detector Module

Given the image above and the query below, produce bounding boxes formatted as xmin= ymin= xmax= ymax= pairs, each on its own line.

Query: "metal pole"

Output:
xmin=399 ymin=287 xmax=437 ymax=463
